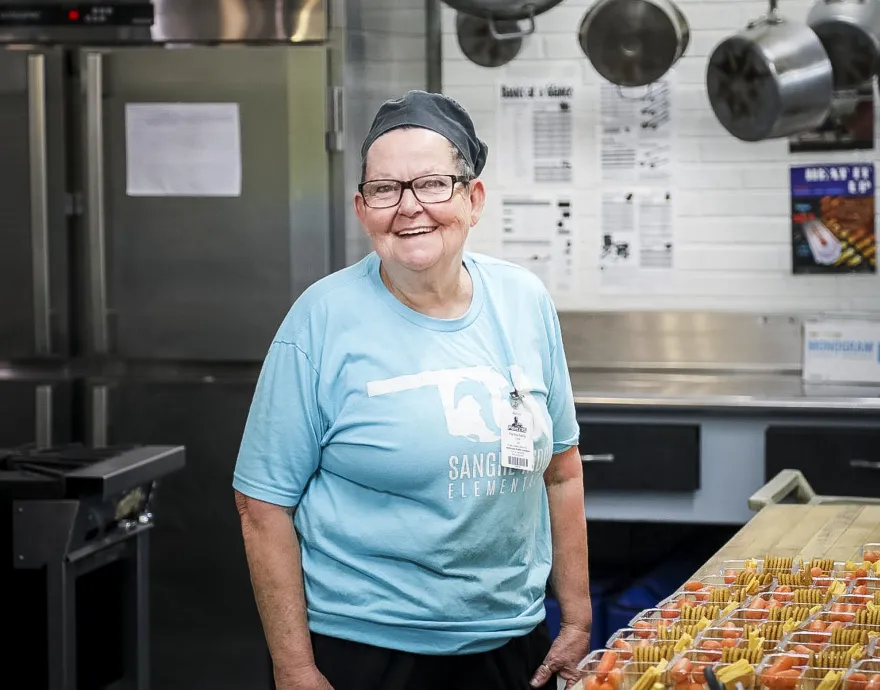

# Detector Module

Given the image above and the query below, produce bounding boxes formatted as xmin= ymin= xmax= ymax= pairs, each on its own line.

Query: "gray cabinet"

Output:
xmin=766 ymin=426 xmax=880 ymax=498
xmin=578 ymin=420 xmax=701 ymax=492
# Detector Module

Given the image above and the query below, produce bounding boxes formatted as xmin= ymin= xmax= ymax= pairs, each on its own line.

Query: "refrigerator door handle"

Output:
xmin=28 ymin=53 xmax=51 ymax=355
xmin=91 ymin=384 xmax=108 ymax=448
xmin=85 ymin=52 xmax=109 ymax=354
xmin=35 ymin=384 xmax=53 ymax=449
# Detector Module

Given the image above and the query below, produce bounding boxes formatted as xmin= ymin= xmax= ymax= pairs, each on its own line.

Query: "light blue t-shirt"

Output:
xmin=232 ymin=250 xmax=580 ymax=655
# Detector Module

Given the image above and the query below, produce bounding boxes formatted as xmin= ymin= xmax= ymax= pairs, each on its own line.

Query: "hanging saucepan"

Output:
xmin=578 ymin=0 xmax=690 ymax=87
xmin=807 ymin=0 xmax=880 ymax=89
xmin=456 ymin=12 xmax=524 ymax=67
xmin=706 ymin=0 xmax=833 ymax=142
xmin=442 ymin=0 xmax=566 ymax=40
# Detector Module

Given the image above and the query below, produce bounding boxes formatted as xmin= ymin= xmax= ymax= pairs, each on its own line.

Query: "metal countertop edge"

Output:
xmin=572 ymin=394 xmax=880 ymax=413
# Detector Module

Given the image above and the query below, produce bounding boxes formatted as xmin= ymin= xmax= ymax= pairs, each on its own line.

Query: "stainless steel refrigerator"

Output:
xmin=0 ymin=1 xmax=428 ymax=687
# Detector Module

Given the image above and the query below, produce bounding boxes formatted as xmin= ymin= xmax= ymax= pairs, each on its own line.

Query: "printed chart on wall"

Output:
xmin=790 ymin=163 xmax=876 ymax=274
xmin=599 ymin=190 xmax=674 ymax=289
xmin=599 ymin=79 xmax=674 ymax=185
xmin=789 ymin=81 xmax=875 ymax=154
xmin=496 ymin=79 xmax=576 ymax=187
xmin=500 ymin=196 xmax=575 ymax=299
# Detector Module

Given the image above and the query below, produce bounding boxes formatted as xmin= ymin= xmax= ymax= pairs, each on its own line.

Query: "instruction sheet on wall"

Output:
xmin=599 ymin=189 xmax=674 ymax=289
xmin=599 ymin=79 xmax=673 ymax=186
xmin=496 ymin=79 xmax=576 ymax=187
xmin=125 ymin=102 xmax=242 ymax=197
xmin=500 ymin=196 xmax=575 ymax=298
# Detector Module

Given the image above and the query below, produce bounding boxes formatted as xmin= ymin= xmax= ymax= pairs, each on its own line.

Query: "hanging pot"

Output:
xmin=442 ymin=0 xmax=566 ymax=40
xmin=706 ymin=0 xmax=834 ymax=142
xmin=807 ymin=0 xmax=880 ymax=89
xmin=456 ymin=12 xmax=524 ymax=68
xmin=578 ymin=0 xmax=690 ymax=87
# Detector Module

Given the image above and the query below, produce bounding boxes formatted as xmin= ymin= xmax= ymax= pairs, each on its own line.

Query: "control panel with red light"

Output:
xmin=0 ymin=3 xmax=154 ymax=27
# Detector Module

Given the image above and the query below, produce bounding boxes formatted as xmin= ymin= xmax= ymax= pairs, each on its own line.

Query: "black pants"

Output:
xmin=275 ymin=623 xmax=556 ymax=690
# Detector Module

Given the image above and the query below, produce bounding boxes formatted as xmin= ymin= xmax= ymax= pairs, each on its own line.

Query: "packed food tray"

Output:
xmin=575 ymin=544 xmax=880 ymax=690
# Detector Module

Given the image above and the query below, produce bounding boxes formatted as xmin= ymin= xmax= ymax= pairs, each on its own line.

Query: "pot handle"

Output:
xmin=748 ymin=0 xmax=783 ymax=28
xmin=488 ymin=5 xmax=536 ymax=40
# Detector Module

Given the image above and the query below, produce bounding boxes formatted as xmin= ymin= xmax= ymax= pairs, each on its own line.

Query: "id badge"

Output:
xmin=501 ymin=400 xmax=535 ymax=471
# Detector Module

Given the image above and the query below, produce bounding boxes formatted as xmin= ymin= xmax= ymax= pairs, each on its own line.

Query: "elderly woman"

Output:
xmin=233 ymin=91 xmax=591 ymax=690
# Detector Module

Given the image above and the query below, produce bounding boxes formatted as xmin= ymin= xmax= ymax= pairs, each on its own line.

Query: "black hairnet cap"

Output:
xmin=361 ymin=90 xmax=489 ymax=177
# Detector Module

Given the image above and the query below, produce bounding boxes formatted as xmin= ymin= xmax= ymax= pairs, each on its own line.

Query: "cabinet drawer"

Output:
xmin=578 ymin=421 xmax=701 ymax=492
xmin=765 ymin=426 xmax=880 ymax=498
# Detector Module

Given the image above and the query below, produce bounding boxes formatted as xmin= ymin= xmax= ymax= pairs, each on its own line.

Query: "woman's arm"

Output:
xmin=235 ymin=491 xmax=331 ymax=689
xmin=545 ymin=444 xmax=591 ymax=630
xmin=531 ymin=445 xmax=591 ymax=688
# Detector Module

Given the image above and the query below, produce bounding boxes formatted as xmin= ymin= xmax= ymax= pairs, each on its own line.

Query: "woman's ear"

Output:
xmin=467 ymin=178 xmax=486 ymax=226
xmin=354 ymin=192 xmax=368 ymax=230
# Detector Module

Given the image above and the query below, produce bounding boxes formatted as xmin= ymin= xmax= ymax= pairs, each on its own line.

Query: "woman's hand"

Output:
xmin=530 ymin=623 xmax=591 ymax=689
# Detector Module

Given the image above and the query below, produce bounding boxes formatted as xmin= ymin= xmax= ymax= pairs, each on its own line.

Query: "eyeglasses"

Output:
xmin=358 ymin=174 xmax=471 ymax=209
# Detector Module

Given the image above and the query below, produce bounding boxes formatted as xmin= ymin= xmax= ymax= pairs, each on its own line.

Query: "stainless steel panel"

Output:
xmin=83 ymin=45 xmax=330 ymax=361
xmin=0 ymin=379 xmax=71 ymax=447
xmin=35 ymin=383 xmax=52 ymax=448
xmin=559 ymin=311 xmax=803 ymax=372
xmin=568 ymin=370 xmax=880 ymax=413
xmin=151 ymin=0 xmax=326 ymax=42
xmin=103 ymin=379 xmax=267 ymax=690
xmin=28 ymin=54 xmax=50 ymax=355
xmin=85 ymin=52 xmax=109 ymax=355
xmin=0 ymin=47 xmax=67 ymax=359
xmin=558 ymin=311 xmax=880 ymax=412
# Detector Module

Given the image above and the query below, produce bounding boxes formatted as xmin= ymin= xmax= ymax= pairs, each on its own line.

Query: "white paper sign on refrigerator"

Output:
xmin=803 ymin=318 xmax=880 ymax=384
xmin=125 ymin=102 xmax=242 ymax=197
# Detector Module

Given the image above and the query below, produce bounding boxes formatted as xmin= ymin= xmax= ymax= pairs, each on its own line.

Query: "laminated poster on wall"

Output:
xmin=500 ymin=195 xmax=575 ymax=299
xmin=598 ymin=78 xmax=673 ymax=186
xmin=125 ymin=102 xmax=242 ymax=197
xmin=495 ymin=78 xmax=576 ymax=188
xmin=598 ymin=189 xmax=674 ymax=291
xmin=790 ymin=163 xmax=876 ymax=274
xmin=789 ymin=81 xmax=875 ymax=154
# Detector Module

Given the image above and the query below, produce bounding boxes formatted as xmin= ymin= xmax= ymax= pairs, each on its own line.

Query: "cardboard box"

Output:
xmin=802 ymin=318 xmax=880 ymax=384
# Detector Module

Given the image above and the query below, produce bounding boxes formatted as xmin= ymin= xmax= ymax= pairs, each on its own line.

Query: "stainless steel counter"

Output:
xmin=570 ymin=370 xmax=880 ymax=413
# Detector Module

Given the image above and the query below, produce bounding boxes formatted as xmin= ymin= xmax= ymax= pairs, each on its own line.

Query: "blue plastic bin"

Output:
xmin=605 ymin=559 xmax=703 ymax=644
xmin=544 ymin=581 xmax=609 ymax=653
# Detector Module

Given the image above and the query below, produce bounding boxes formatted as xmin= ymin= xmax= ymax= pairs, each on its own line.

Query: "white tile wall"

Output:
xmin=440 ymin=0 xmax=880 ymax=312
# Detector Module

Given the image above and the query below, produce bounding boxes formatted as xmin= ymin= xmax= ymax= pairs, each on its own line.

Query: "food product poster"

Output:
xmin=790 ymin=163 xmax=876 ymax=274
xmin=789 ymin=81 xmax=874 ymax=153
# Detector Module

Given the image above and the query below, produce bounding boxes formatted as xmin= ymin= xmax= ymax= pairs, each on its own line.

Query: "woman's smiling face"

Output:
xmin=355 ymin=128 xmax=485 ymax=274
